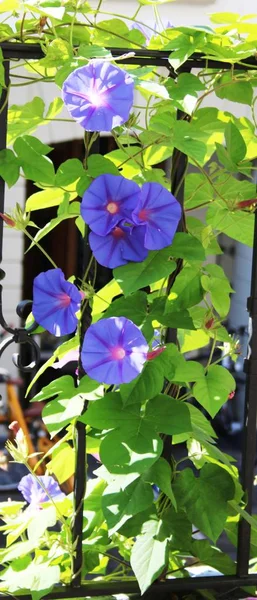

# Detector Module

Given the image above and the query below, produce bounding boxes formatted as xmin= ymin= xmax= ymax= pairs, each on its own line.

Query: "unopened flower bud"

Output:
xmin=6 ymin=422 xmax=29 ymax=463
xmin=147 ymin=346 xmax=166 ymax=361
xmin=205 ymin=317 xmax=215 ymax=330
xmin=0 ymin=213 xmax=16 ymax=227
xmin=236 ymin=199 xmax=257 ymax=210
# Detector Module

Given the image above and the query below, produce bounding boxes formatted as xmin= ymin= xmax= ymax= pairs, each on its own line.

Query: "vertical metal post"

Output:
xmin=237 ymin=209 xmax=257 ymax=576
xmin=163 ymin=109 xmax=188 ymax=463
xmin=0 ymin=59 xmax=10 ymax=264
xmin=72 ymin=235 xmax=93 ymax=587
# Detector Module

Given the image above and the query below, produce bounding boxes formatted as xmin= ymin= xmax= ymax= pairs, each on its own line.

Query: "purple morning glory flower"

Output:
xmin=32 ymin=268 xmax=81 ymax=337
xmin=89 ymin=223 xmax=148 ymax=269
xmin=131 ymin=21 xmax=173 ymax=45
xmin=81 ymin=174 xmax=141 ymax=236
xmin=18 ymin=474 xmax=65 ymax=507
xmin=62 ymin=60 xmax=134 ymax=132
xmin=81 ymin=317 xmax=148 ymax=384
xmin=132 ymin=182 xmax=181 ymax=250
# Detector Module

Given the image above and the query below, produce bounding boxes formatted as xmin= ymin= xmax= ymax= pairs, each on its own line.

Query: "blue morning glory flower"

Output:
xmin=81 ymin=317 xmax=148 ymax=384
xmin=32 ymin=268 xmax=81 ymax=337
xmin=132 ymin=182 xmax=181 ymax=250
xmin=89 ymin=223 xmax=148 ymax=269
xmin=81 ymin=174 xmax=141 ymax=236
xmin=62 ymin=60 xmax=134 ymax=132
xmin=18 ymin=474 xmax=65 ymax=507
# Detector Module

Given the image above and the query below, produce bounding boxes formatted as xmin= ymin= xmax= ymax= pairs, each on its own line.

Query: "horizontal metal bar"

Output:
xmin=0 ymin=574 xmax=256 ymax=599
xmin=1 ymin=42 xmax=257 ymax=70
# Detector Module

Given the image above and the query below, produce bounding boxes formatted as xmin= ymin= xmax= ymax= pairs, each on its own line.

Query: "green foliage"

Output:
xmin=1 ymin=2 xmax=256 ymax=595
xmin=114 ymin=250 xmax=176 ymax=296
xmin=173 ymin=464 xmax=235 ymax=542
xmin=130 ymin=518 xmax=168 ymax=594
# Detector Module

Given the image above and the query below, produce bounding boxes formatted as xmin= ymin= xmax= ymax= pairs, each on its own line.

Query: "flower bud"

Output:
xmin=7 ymin=422 xmax=29 ymax=463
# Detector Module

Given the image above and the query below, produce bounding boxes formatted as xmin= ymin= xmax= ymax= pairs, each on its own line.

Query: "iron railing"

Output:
xmin=0 ymin=42 xmax=257 ymax=598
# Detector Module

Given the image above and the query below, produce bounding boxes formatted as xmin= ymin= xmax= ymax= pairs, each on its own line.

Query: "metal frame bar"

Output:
xmin=0 ymin=40 xmax=257 ymax=596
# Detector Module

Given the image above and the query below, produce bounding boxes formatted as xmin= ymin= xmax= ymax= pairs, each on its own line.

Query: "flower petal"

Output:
xmin=81 ymin=174 xmax=140 ymax=236
xmin=62 ymin=60 xmax=134 ymax=132
xmin=132 ymin=182 xmax=181 ymax=250
xmin=89 ymin=224 xmax=147 ymax=269
xmin=32 ymin=268 xmax=81 ymax=337
xmin=81 ymin=317 xmax=148 ymax=384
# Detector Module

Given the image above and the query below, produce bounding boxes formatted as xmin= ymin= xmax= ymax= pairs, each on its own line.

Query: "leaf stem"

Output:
xmin=24 ymin=229 xmax=58 ymax=269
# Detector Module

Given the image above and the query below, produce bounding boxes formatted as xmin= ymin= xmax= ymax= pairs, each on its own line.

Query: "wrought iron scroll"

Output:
xmin=0 ymin=57 xmax=41 ymax=374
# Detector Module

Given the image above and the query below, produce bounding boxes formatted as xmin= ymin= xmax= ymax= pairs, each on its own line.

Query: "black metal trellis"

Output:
xmin=0 ymin=42 xmax=257 ymax=598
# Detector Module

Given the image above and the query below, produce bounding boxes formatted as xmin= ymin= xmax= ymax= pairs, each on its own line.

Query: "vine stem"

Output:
xmin=205 ymin=333 xmax=217 ymax=370
xmin=23 ymin=229 xmax=58 ymax=269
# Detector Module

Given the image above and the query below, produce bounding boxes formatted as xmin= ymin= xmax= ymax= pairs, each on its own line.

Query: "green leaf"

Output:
xmin=0 ymin=149 xmax=19 ymax=187
xmin=161 ymin=505 xmax=192 ymax=550
xmin=136 ymin=80 xmax=169 ymax=100
xmin=173 ymin=120 xmax=207 ymax=163
xmin=225 ymin=122 xmax=246 ymax=163
xmin=215 ymin=143 xmax=238 ymax=173
xmin=143 ymin=458 xmax=177 ymax=509
xmin=92 ymin=18 xmax=143 ymax=48
xmin=114 ymin=250 xmax=176 ymax=296
xmin=13 ymin=135 xmax=55 ymax=185
xmin=0 ymin=540 xmax=36 ymax=563
xmin=185 ymin=173 xmax=214 ymax=210
xmin=170 ymin=232 xmax=205 ymax=261
xmin=100 ymin=423 xmax=163 ymax=475
xmin=27 ymin=506 xmax=56 ymax=543
xmin=33 ymin=374 xmax=102 ymax=436
xmin=167 ymin=32 xmax=204 ymax=70
xmin=0 ymin=0 xmax=19 ymax=12
xmin=193 ymin=365 xmax=235 ymax=418
xmin=131 ymin=518 xmax=168 ymax=594
xmin=215 ymin=73 xmax=253 ymax=105
xmin=8 ymin=97 xmax=45 ymax=145
xmin=173 ymin=464 xmax=235 ymax=542
xmin=179 ymin=328 xmax=209 ymax=353
xmin=165 ymin=266 xmax=204 ymax=314
xmin=26 ymin=186 xmax=77 ymax=211
xmin=102 ymin=291 xmax=147 ymax=325
xmin=145 ymin=394 xmax=192 ymax=435
xmin=0 ymin=562 xmax=60 ymax=597
xmin=79 ymin=44 xmax=112 ymax=59
xmin=172 ymin=360 xmax=205 ymax=384
xmin=119 ymin=506 xmax=156 ymax=538
xmin=82 ymin=391 xmax=191 ymax=437
xmin=40 ymin=38 xmax=72 ymax=67
xmin=92 ymin=279 xmax=122 ymax=316
xmin=120 ymin=361 xmax=164 ymax=406
xmin=210 ymin=12 xmax=240 ymax=24
xmin=44 ymin=97 xmax=63 ymax=120
xmin=47 ymin=443 xmax=75 ymax=484
xmin=26 ymin=336 xmax=79 ymax=396
xmin=8 ymin=96 xmax=64 ymax=145
xmin=102 ymin=476 xmax=153 ymax=534
xmin=42 ymin=394 xmax=85 ymax=437
xmin=87 ymin=154 xmax=120 ymax=177
xmin=81 ymin=392 xmax=140 ymax=430
xmin=207 ymin=199 xmax=254 ymax=246
xmin=192 ymin=539 xmax=236 ymax=574
xmin=166 ymin=72 xmax=205 ymax=114
xmin=27 ymin=202 xmax=80 ymax=248
xmin=201 ymin=263 xmax=234 ymax=317
xmin=55 ymin=158 xmax=85 ymax=186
